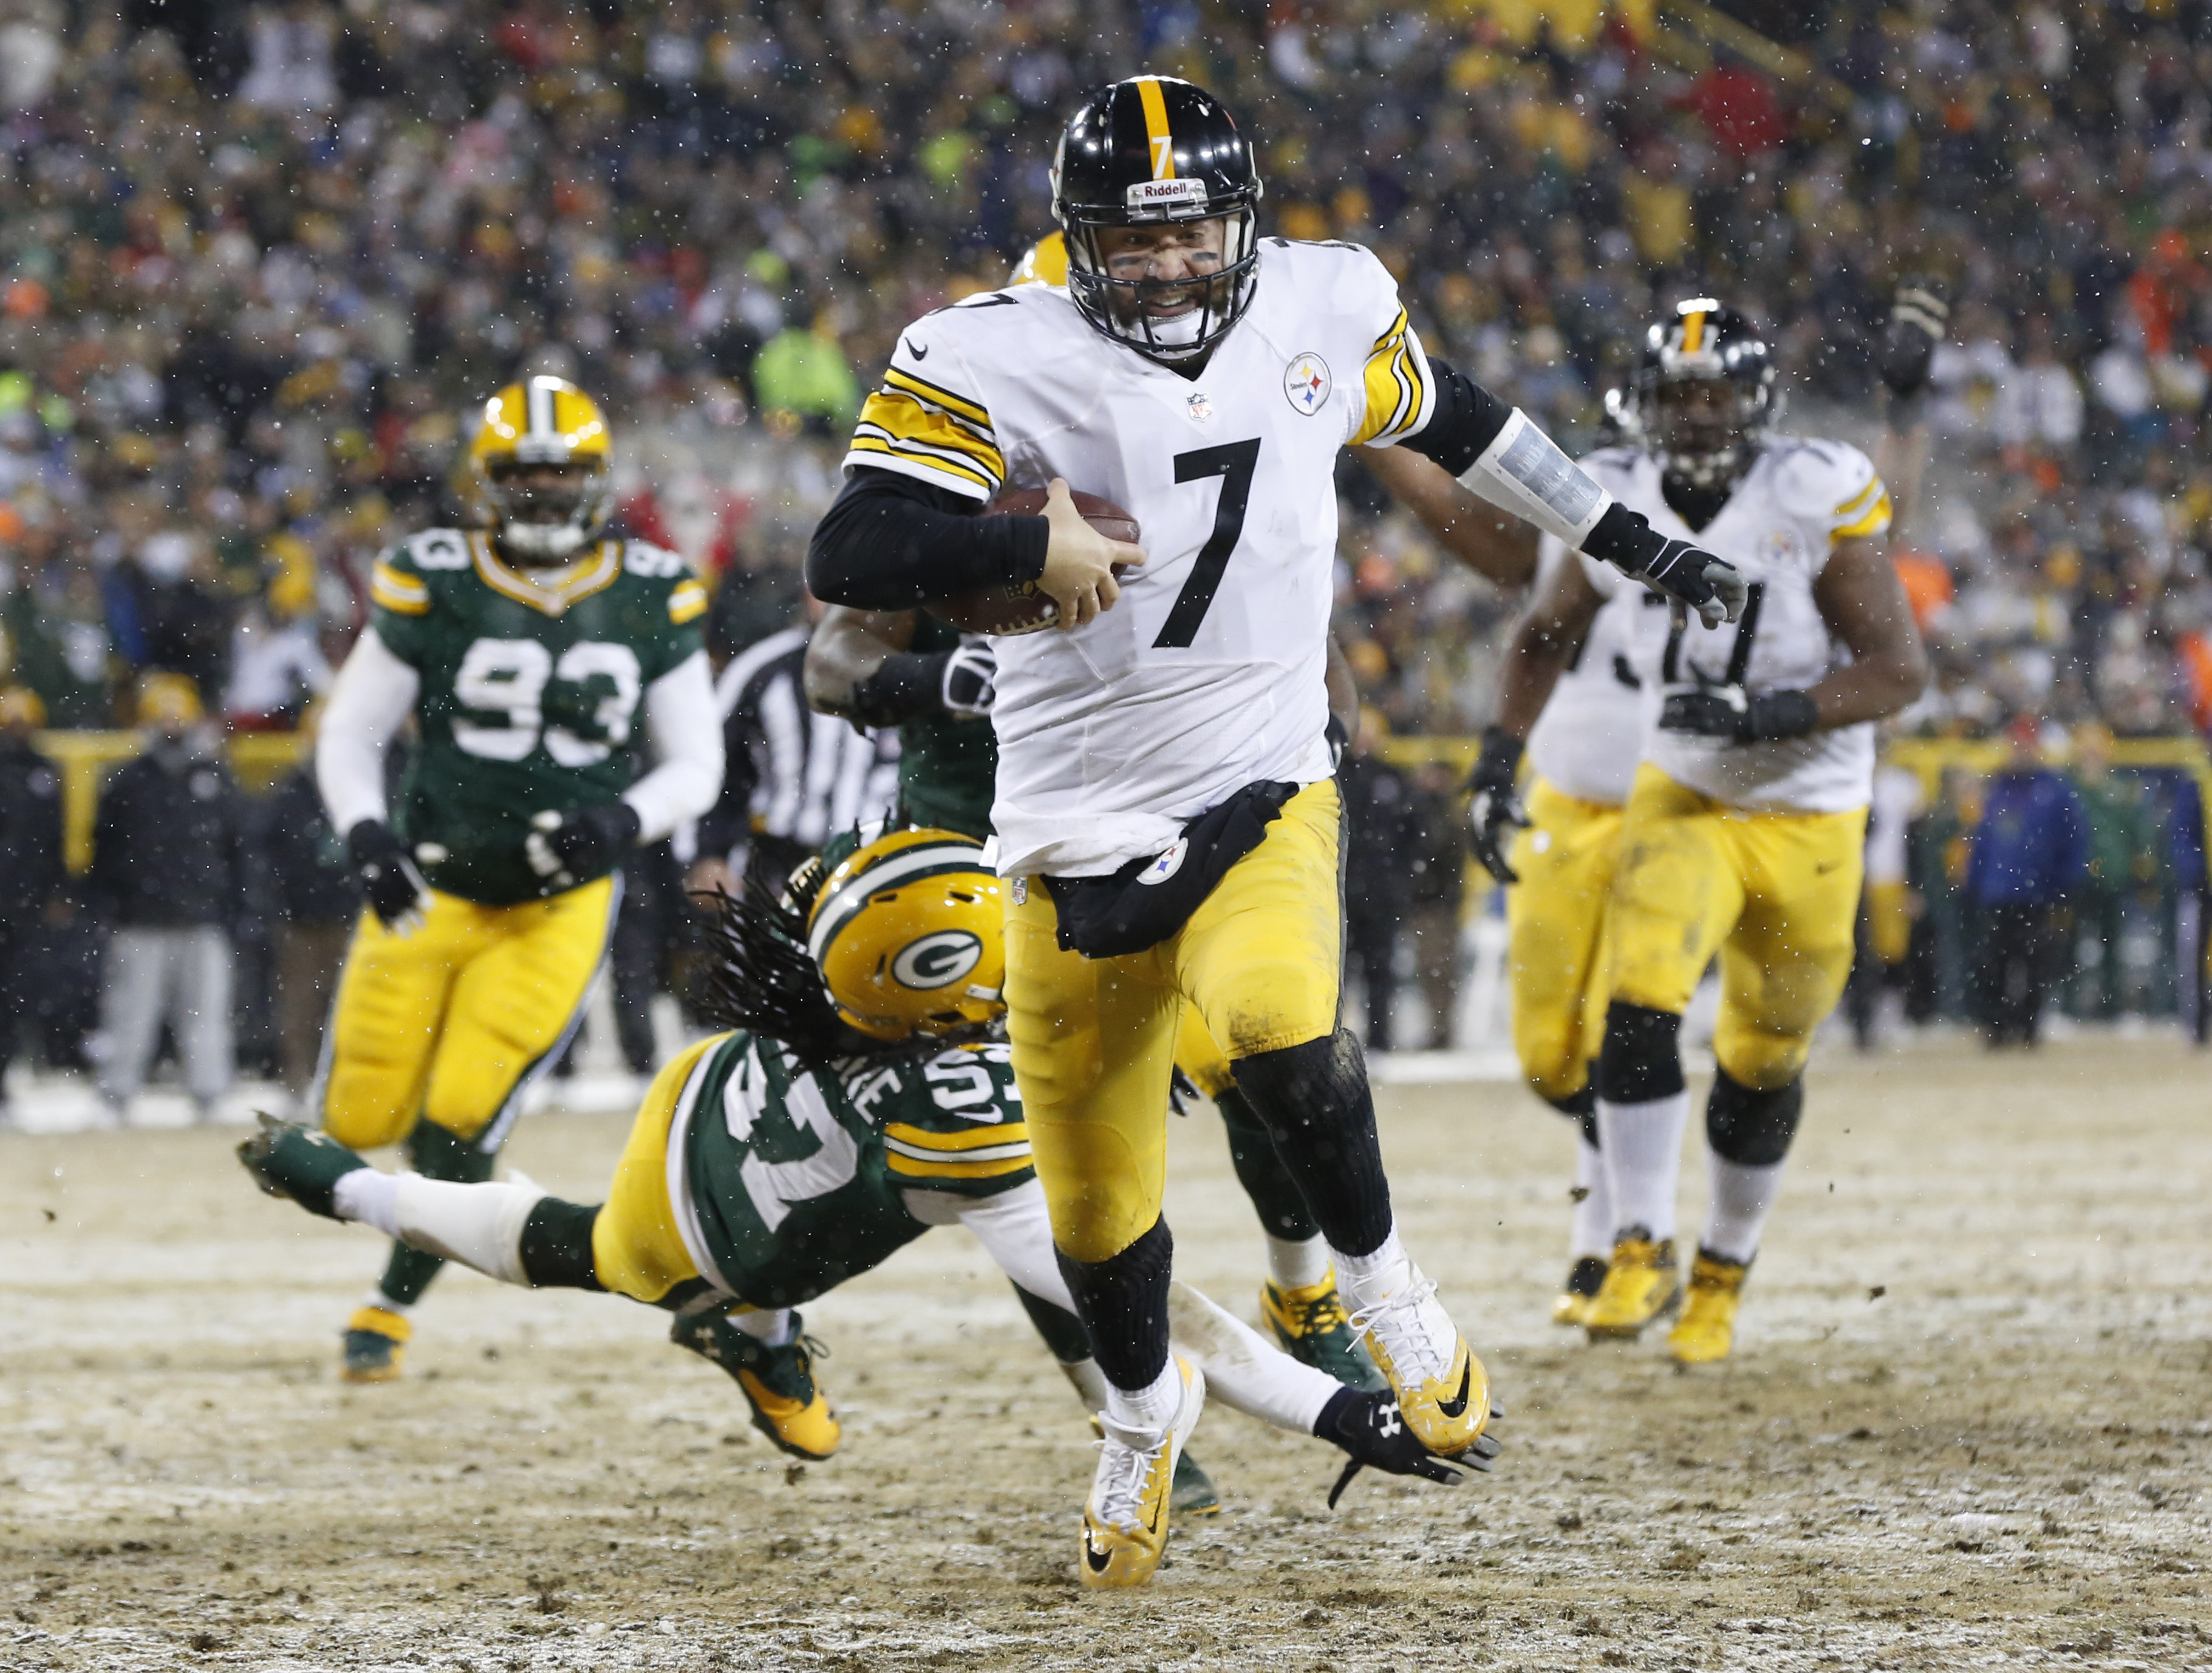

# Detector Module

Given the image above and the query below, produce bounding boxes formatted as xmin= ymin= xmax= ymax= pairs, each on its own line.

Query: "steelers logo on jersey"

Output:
xmin=1284 ymin=351 xmax=1332 ymax=414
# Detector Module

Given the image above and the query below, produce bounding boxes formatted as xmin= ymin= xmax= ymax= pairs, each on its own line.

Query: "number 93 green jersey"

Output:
xmin=369 ymin=530 xmax=708 ymax=905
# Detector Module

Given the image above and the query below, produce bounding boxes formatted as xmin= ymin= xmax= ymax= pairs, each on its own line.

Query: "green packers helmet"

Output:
xmin=805 ymin=829 xmax=1005 ymax=1042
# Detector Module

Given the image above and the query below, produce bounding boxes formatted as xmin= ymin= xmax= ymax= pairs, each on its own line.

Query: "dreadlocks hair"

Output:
xmin=690 ymin=860 xmax=858 ymax=1062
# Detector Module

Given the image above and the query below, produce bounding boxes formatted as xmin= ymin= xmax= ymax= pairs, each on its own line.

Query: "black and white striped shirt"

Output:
xmin=702 ymin=627 xmax=898 ymax=865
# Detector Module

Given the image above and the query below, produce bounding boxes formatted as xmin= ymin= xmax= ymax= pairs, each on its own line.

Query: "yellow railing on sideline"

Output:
xmin=36 ymin=730 xmax=311 ymax=874
xmin=36 ymin=728 xmax=2212 ymax=878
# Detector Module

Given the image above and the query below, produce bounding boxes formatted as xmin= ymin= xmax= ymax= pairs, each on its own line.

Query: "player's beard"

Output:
xmin=1111 ymin=273 xmax=1234 ymax=355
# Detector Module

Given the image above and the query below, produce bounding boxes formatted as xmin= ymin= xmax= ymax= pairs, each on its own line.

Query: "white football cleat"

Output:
xmin=1079 ymin=1357 xmax=1205 ymax=1589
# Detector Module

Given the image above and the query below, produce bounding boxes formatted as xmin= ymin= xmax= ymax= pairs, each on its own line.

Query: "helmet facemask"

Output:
xmin=480 ymin=457 xmax=612 ymax=566
xmin=1644 ymin=376 xmax=1772 ymax=493
xmin=1059 ymin=203 xmax=1260 ymax=364
xmin=1631 ymin=300 xmax=1778 ymax=496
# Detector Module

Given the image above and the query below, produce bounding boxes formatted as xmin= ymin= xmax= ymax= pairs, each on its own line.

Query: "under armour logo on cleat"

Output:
xmin=1436 ymin=1362 xmax=1473 ymax=1420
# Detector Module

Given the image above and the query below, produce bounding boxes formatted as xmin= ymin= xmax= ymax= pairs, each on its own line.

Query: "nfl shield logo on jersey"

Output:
xmin=1186 ymin=391 xmax=1213 ymax=423
xmin=1284 ymin=352 xmax=1331 ymax=414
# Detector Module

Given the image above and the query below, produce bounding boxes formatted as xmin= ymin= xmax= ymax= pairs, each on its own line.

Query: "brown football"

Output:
xmin=926 ymin=488 xmax=1141 ymax=637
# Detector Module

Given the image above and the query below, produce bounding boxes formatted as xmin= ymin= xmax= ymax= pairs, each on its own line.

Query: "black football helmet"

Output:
xmin=1050 ymin=76 xmax=1262 ymax=364
xmin=1628 ymin=299 xmax=1778 ymax=492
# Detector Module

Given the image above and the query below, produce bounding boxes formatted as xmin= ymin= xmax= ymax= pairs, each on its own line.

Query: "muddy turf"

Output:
xmin=4 ymin=1036 xmax=2208 ymax=1671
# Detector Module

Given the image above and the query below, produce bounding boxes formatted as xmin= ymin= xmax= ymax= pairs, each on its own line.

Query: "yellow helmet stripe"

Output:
xmin=1136 ymin=76 xmax=1175 ymax=180
xmin=1680 ymin=309 xmax=1707 ymax=355
xmin=807 ymin=844 xmax=992 ymax=965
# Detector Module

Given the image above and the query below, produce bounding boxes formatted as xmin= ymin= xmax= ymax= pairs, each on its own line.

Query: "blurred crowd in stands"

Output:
xmin=7 ymin=0 xmax=2212 ymax=1113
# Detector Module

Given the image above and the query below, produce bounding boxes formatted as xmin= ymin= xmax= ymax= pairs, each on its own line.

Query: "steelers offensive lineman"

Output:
xmin=1469 ymin=286 xmax=1948 ymax=1330
xmin=807 ymin=78 xmax=1744 ymax=1585
xmin=1468 ymin=301 xmax=1928 ymax=1364
xmin=312 ymin=378 xmax=722 ymax=1381
xmin=241 ymin=829 xmax=1476 ymax=1495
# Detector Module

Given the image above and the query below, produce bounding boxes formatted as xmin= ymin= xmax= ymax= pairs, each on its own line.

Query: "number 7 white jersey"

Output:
xmin=847 ymin=239 xmax=1435 ymax=877
xmin=1580 ymin=440 xmax=1892 ymax=815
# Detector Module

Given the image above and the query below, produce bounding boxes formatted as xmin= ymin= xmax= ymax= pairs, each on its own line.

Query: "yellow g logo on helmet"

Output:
xmin=805 ymin=829 xmax=1005 ymax=1042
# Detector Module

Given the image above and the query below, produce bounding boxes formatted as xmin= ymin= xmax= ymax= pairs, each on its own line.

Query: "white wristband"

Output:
xmin=1457 ymin=407 xmax=1613 ymax=548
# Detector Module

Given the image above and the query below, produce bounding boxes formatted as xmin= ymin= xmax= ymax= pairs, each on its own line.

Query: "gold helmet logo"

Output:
xmin=805 ymin=830 xmax=1005 ymax=1042
xmin=467 ymin=376 xmax=613 ymax=563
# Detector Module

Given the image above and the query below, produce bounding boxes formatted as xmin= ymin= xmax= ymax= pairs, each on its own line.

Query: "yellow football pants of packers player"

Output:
xmin=319 ymin=875 xmax=617 ymax=1153
xmin=1606 ymin=765 xmax=1867 ymax=1092
xmin=590 ymin=1033 xmax=717 ymax=1304
xmin=1006 ymin=778 xmax=1343 ymax=1264
xmin=1506 ymin=778 xmax=1623 ymax=1106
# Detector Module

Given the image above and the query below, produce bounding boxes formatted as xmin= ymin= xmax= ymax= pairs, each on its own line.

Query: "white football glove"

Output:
xmin=941 ymin=640 xmax=998 ymax=720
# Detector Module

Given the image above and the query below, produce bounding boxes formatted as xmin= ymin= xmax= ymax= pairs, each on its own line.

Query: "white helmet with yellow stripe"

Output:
xmin=468 ymin=376 xmax=613 ymax=564
xmin=805 ymin=829 xmax=1005 ymax=1043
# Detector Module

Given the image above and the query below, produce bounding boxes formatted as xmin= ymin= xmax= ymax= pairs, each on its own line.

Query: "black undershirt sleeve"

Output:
xmin=1390 ymin=357 xmax=1513 ymax=476
xmin=805 ymin=467 xmax=1048 ymax=609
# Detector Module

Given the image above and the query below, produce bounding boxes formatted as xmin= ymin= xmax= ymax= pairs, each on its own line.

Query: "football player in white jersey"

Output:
xmin=1467 ymin=300 xmax=1928 ymax=1366
xmin=807 ymin=77 xmax=1745 ymax=1586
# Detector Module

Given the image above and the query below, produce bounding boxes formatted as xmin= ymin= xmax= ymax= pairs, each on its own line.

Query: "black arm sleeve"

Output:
xmin=1391 ymin=358 xmax=1513 ymax=476
xmin=805 ymin=467 xmax=1049 ymax=609
xmin=850 ymin=650 xmax=954 ymax=728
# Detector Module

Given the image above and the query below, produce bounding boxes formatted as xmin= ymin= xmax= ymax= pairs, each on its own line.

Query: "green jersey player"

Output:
xmin=241 ymin=826 xmax=1491 ymax=1516
xmin=312 ymin=377 xmax=723 ymax=1380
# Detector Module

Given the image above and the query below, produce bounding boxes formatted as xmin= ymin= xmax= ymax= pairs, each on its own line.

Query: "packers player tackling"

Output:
xmin=310 ymin=378 xmax=723 ymax=1381
xmin=810 ymin=76 xmax=1744 ymax=1585
xmin=240 ymin=828 xmax=1485 ymax=1504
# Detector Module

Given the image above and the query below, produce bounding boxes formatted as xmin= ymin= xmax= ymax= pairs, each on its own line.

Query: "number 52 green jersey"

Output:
xmin=668 ymin=1032 xmax=1033 ymax=1309
xmin=369 ymin=530 xmax=708 ymax=905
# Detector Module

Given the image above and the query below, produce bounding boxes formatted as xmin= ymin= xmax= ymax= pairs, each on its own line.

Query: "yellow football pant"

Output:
xmin=1505 ymin=778 xmax=1622 ymax=1106
xmin=318 ymin=875 xmax=616 ymax=1153
xmin=592 ymin=1034 xmax=719 ymax=1305
xmin=1607 ymin=766 xmax=1866 ymax=1092
xmin=1866 ymin=878 xmax=1910 ymax=967
xmin=1007 ymin=778 xmax=1343 ymax=1264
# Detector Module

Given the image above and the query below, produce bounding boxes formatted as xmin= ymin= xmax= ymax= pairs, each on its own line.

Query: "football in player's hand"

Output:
xmin=927 ymin=488 xmax=1140 ymax=636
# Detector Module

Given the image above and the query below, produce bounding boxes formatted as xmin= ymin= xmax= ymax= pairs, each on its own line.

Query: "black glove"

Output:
xmin=1465 ymin=725 xmax=1529 ymax=885
xmin=1318 ymin=1388 xmax=1504 ymax=1509
xmin=525 ymin=802 xmax=643 ymax=892
xmin=1658 ymin=684 xmax=1819 ymax=744
xmin=1582 ymin=502 xmax=1747 ymax=628
xmin=1876 ymin=275 xmax=1950 ymax=401
xmin=940 ymin=640 xmax=997 ymax=720
xmin=347 ymin=819 xmax=431 ymax=935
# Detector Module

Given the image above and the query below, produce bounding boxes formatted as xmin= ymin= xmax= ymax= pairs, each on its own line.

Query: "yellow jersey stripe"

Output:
xmin=885 ymin=1151 xmax=1034 ymax=1182
xmin=470 ymin=538 xmax=621 ymax=617
xmin=371 ymin=578 xmax=431 ymax=615
xmin=1136 ymin=76 xmax=1174 ymax=179
xmin=370 ymin=560 xmax=428 ymax=603
xmin=849 ymin=436 xmax=998 ymax=493
xmin=1351 ymin=315 xmax=1429 ymax=446
xmin=882 ymin=366 xmax=991 ymax=429
xmin=856 ymin=392 xmax=1006 ymax=480
xmin=884 ymin=1120 xmax=1028 ymax=1154
xmin=1681 ymin=309 xmax=1707 ymax=354
xmin=1832 ymin=493 xmax=1893 ymax=541
xmin=1832 ymin=475 xmax=1883 ymax=519
xmin=667 ymin=581 xmax=709 ymax=624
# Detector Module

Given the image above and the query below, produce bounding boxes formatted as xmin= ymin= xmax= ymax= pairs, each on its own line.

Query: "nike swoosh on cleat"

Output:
xmin=1436 ymin=1361 xmax=1473 ymax=1420
xmin=1083 ymin=1533 xmax=1111 ymax=1573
